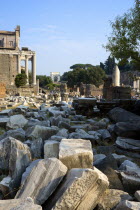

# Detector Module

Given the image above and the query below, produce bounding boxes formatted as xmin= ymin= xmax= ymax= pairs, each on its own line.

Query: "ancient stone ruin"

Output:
xmin=0 ymin=26 xmax=38 ymax=96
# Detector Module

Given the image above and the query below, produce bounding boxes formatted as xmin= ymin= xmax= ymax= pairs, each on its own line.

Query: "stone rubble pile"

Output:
xmin=0 ymin=101 xmax=139 ymax=209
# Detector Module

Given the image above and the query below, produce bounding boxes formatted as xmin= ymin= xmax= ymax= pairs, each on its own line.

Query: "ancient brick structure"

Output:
xmin=0 ymin=26 xmax=36 ymax=87
xmin=103 ymin=76 xmax=131 ymax=100
xmin=0 ymin=83 xmax=6 ymax=98
xmin=79 ymin=83 xmax=103 ymax=97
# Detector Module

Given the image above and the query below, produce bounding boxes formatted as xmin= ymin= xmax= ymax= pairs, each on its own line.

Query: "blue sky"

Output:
xmin=0 ymin=0 xmax=134 ymax=75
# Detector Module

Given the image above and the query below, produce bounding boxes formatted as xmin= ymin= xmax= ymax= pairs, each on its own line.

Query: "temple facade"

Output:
xmin=0 ymin=26 xmax=36 ymax=87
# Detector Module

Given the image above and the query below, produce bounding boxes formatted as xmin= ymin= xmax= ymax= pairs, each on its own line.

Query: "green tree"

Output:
xmin=105 ymin=0 xmax=140 ymax=67
xmin=15 ymin=72 xmax=27 ymax=87
xmin=61 ymin=64 xmax=106 ymax=88
xmin=104 ymin=56 xmax=115 ymax=75
xmin=36 ymin=75 xmax=53 ymax=88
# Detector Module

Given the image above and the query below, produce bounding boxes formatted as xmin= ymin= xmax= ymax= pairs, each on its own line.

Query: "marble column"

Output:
xmin=112 ymin=65 xmax=120 ymax=86
xmin=18 ymin=54 xmax=21 ymax=74
xmin=25 ymin=55 xmax=29 ymax=85
xmin=32 ymin=54 xmax=36 ymax=85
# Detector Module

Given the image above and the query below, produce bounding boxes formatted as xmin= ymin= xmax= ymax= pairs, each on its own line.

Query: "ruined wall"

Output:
xmin=103 ymin=86 xmax=131 ymax=100
xmin=0 ymin=54 xmax=18 ymax=86
xmin=80 ymin=83 xmax=103 ymax=97
xmin=6 ymin=85 xmax=38 ymax=96
xmin=0 ymin=83 xmax=6 ymax=98
xmin=0 ymin=34 xmax=16 ymax=49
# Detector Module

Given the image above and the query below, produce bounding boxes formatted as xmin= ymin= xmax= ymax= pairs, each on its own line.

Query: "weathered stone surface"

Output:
xmin=59 ymin=139 xmax=93 ymax=169
xmin=115 ymin=122 xmax=140 ymax=139
xmin=50 ymin=115 xmax=63 ymax=126
xmin=116 ymin=147 xmax=140 ymax=159
xmin=56 ymin=128 xmax=68 ymax=138
xmin=44 ymin=167 xmax=109 ymax=210
xmin=44 ymin=140 xmax=59 ymax=158
xmin=120 ymin=171 xmax=140 ymax=194
xmin=94 ymin=154 xmax=106 ymax=165
xmin=0 ymin=136 xmax=31 ymax=195
xmin=88 ymin=130 xmax=102 ymax=141
xmin=0 ymin=176 xmax=11 ymax=198
xmin=107 ymin=124 xmax=115 ymax=134
xmin=49 ymin=135 xmax=64 ymax=141
xmin=0 ymin=109 xmax=13 ymax=117
xmin=98 ymin=129 xmax=112 ymax=141
xmin=119 ymin=160 xmax=140 ymax=172
xmin=112 ymin=153 xmax=127 ymax=166
xmin=96 ymin=145 xmax=116 ymax=156
xmin=6 ymin=128 xmax=25 ymax=142
xmin=15 ymin=105 xmax=29 ymax=111
xmin=115 ymin=200 xmax=140 ymax=210
xmin=31 ymin=138 xmax=43 ymax=158
xmin=16 ymin=158 xmax=67 ymax=205
xmin=97 ymin=189 xmax=132 ymax=210
xmin=58 ymin=121 xmax=70 ymax=129
xmin=0 ymin=197 xmax=42 ymax=210
xmin=26 ymin=119 xmax=50 ymax=128
xmin=108 ymin=107 xmax=140 ymax=123
xmin=47 ymin=107 xmax=66 ymax=117
xmin=95 ymin=155 xmax=124 ymax=190
xmin=135 ymin=191 xmax=140 ymax=202
xmin=0 ymin=136 xmax=31 ymax=172
xmin=116 ymin=137 xmax=140 ymax=152
xmin=6 ymin=114 xmax=28 ymax=129
xmin=68 ymin=129 xmax=100 ymax=145
xmin=26 ymin=125 xmax=58 ymax=140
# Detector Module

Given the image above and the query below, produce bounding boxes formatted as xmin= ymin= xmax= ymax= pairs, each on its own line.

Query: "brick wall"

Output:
xmin=0 ymin=54 xmax=18 ymax=86
xmin=0 ymin=83 xmax=6 ymax=98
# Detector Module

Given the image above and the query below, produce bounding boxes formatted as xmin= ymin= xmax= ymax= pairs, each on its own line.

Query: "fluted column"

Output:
xmin=25 ymin=55 xmax=29 ymax=85
xmin=18 ymin=54 xmax=21 ymax=74
xmin=32 ymin=54 xmax=36 ymax=85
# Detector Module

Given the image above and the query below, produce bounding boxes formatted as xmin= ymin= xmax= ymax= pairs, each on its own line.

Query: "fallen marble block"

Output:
xmin=115 ymin=200 xmax=140 ymax=210
xmin=26 ymin=125 xmax=59 ymax=140
xmin=97 ymin=189 xmax=132 ymax=210
xmin=16 ymin=158 xmax=67 ymax=205
xmin=0 ymin=109 xmax=13 ymax=117
xmin=108 ymin=107 xmax=140 ymax=123
xmin=59 ymin=138 xmax=93 ymax=169
xmin=0 ymin=197 xmax=42 ymax=210
xmin=44 ymin=140 xmax=59 ymax=158
xmin=0 ymin=136 xmax=31 ymax=196
xmin=44 ymin=167 xmax=109 ymax=210
xmin=6 ymin=114 xmax=28 ymax=129
xmin=120 ymin=171 xmax=140 ymax=194
xmin=116 ymin=137 xmax=140 ymax=152
xmin=114 ymin=121 xmax=140 ymax=139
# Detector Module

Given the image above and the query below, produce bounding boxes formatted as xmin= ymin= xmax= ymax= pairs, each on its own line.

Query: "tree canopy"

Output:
xmin=61 ymin=64 xmax=106 ymax=88
xmin=100 ymin=56 xmax=115 ymax=75
xmin=15 ymin=72 xmax=27 ymax=87
xmin=36 ymin=75 xmax=53 ymax=88
xmin=105 ymin=0 xmax=140 ymax=68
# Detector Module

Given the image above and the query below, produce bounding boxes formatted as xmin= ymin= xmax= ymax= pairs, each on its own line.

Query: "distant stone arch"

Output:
xmin=50 ymin=72 xmax=60 ymax=82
